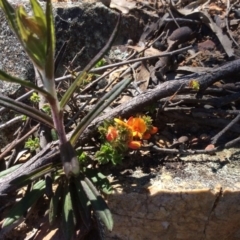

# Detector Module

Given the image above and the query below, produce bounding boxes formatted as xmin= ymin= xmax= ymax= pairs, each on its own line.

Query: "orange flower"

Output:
xmin=106 ymin=126 xmax=118 ymax=141
xmin=126 ymin=117 xmax=147 ymax=139
xmin=113 ymin=117 xmax=158 ymax=150
xmin=128 ymin=140 xmax=141 ymax=149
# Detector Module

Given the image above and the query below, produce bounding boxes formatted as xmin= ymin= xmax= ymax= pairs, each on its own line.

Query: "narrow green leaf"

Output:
xmin=0 ymin=69 xmax=51 ymax=98
xmin=0 ymin=164 xmax=22 ymax=178
xmin=49 ymin=182 xmax=63 ymax=225
xmin=0 ymin=93 xmax=54 ymax=128
xmin=73 ymin=177 xmax=91 ymax=229
xmin=70 ymin=78 xmax=132 ymax=146
xmin=60 ymin=14 xmax=121 ymax=109
xmin=9 ymin=163 xmax=58 ymax=190
xmin=16 ymin=6 xmax=46 ymax=69
xmin=63 ymin=183 xmax=75 ymax=240
xmin=80 ymin=177 xmax=113 ymax=231
xmin=85 ymin=169 xmax=112 ymax=195
xmin=30 ymin=0 xmax=46 ymax=28
xmin=0 ymin=0 xmax=19 ymax=37
xmin=45 ymin=0 xmax=55 ymax=82
xmin=2 ymin=180 xmax=45 ymax=228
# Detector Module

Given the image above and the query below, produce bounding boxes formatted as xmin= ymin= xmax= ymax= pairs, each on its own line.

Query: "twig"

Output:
xmin=159 ymin=91 xmax=240 ymax=108
xmin=225 ymin=0 xmax=240 ymax=47
xmin=164 ymin=111 xmax=240 ymax=134
xmin=90 ymin=45 xmax=192 ymax=73
xmin=223 ymin=135 xmax=240 ymax=148
xmin=0 ymin=115 xmax=23 ymax=130
xmin=211 ymin=113 xmax=240 ymax=145
xmin=151 ymin=144 xmax=217 ymax=155
xmin=63 ymin=47 xmax=85 ymax=76
xmin=167 ymin=8 xmax=180 ymax=28
xmin=0 ymin=124 xmax=40 ymax=160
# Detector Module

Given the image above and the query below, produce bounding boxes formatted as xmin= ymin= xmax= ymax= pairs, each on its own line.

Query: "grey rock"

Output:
xmin=0 ymin=0 xmax=152 ymax=93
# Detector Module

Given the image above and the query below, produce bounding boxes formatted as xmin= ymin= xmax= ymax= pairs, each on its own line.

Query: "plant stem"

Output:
xmin=49 ymin=97 xmax=79 ymax=176
xmin=50 ymin=99 xmax=67 ymax=144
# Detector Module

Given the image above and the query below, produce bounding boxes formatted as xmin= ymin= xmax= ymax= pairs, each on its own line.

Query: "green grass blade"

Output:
xmin=80 ymin=177 xmax=113 ymax=231
xmin=2 ymin=180 xmax=45 ymax=228
xmin=70 ymin=78 xmax=131 ymax=146
xmin=0 ymin=93 xmax=54 ymax=128
xmin=60 ymin=14 xmax=121 ymax=109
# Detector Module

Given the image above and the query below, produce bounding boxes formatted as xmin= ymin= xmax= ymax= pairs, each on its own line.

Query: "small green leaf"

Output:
xmin=63 ymin=183 xmax=75 ymax=240
xmin=25 ymin=137 xmax=40 ymax=152
xmin=80 ymin=177 xmax=113 ymax=231
xmin=2 ymin=180 xmax=45 ymax=228
xmin=51 ymin=129 xmax=58 ymax=141
xmin=49 ymin=182 xmax=63 ymax=225
xmin=30 ymin=92 xmax=40 ymax=103
xmin=189 ymin=79 xmax=200 ymax=90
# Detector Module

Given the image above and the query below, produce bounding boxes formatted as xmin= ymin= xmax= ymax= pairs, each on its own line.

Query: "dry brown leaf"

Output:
xmin=117 ymin=95 xmax=133 ymax=104
xmin=110 ymin=0 xmax=136 ymax=14
xmin=208 ymin=3 xmax=223 ymax=12
xmin=135 ymin=63 xmax=150 ymax=92
xmin=169 ymin=0 xmax=234 ymax=57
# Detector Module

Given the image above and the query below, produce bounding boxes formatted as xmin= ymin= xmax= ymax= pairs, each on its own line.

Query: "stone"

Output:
xmin=105 ymin=148 xmax=240 ymax=239
xmin=0 ymin=0 xmax=152 ymax=94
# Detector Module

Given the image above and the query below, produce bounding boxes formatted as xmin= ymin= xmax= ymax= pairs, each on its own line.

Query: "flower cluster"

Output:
xmin=106 ymin=116 xmax=158 ymax=149
xmin=96 ymin=116 xmax=158 ymax=165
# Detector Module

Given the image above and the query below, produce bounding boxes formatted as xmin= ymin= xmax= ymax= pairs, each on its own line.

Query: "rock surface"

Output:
xmin=0 ymin=0 xmax=148 ymax=85
xmin=106 ymin=148 xmax=240 ymax=240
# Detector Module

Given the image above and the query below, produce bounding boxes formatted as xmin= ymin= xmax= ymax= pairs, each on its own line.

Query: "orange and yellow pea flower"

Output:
xmin=126 ymin=117 xmax=147 ymax=138
xmin=109 ymin=117 xmax=158 ymax=150
xmin=114 ymin=117 xmax=147 ymax=139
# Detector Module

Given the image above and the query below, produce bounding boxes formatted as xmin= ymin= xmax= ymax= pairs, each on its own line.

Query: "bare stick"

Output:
xmin=211 ymin=113 xmax=240 ymax=145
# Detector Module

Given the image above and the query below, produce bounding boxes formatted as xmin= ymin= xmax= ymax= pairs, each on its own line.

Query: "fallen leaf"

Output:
xmin=110 ymin=0 xmax=136 ymax=14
